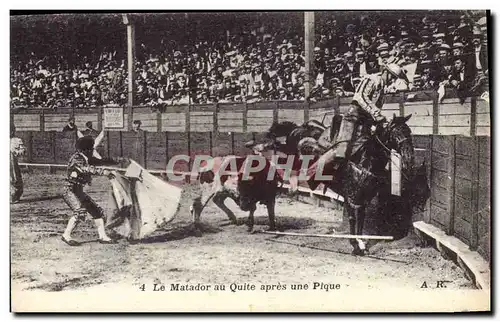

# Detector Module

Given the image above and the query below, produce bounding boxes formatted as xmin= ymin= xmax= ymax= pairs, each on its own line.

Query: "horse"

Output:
xmin=262 ymin=119 xmax=335 ymax=156
xmin=262 ymin=114 xmax=430 ymax=255
xmin=251 ymin=119 xmax=338 ymax=193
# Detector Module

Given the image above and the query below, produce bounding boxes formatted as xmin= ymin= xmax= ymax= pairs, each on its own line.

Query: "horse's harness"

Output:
xmin=373 ymin=123 xmax=412 ymax=182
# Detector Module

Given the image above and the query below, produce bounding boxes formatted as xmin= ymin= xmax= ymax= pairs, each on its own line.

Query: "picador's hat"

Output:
xmin=76 ymin=136 xmax=95 ymax=151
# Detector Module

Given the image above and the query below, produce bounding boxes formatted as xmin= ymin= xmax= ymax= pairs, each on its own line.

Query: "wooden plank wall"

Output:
xmin=30 ymin=131 xmax=54 ymax=163
xmin=453 ymin=136 xmax=475 ymax=246
xmin=190 ymin=111 xmax=214 ymax=132
xmin=11 ymin=93 xmax=490 ymax=137
xmin=44 ymin=113 xmax=70 ymax=131
xmin=412 ymin=135 xmax=433 ymax=223
xmin=131 ymin=110 xmax=158 ymax=132
xmin=54 ymin=132 xmax=77 ymax=164
xmin=190 ymin=132 xmax=212 ymax=163
xmin=167 ymin=132 xmax=190 ymax=172
xmin=278 ymin=108 xmax=304 ymax=124
xmin=162 ymin=110 xmax=186 ymax=132
xmin=380 ymin=102 xmax=400 ymax=119
xmin=438 ymin=98 xmax=471 ymax=136
xmin=247 ymin=109 xmax=274 ymax=132
xmin=20 ymin=130 xmax=267 ymax=168
xmin=212 ymin=132 xmax=232 ymax=157
xmin=145 ymin=132 xmax=167 ymax=170
xmin=233 ymin=132 xmax=255 ymax=156
xmin=106 ymin=131 xmax=122 ymax=160
xmin=122 ymin=131 xmax=146 ymax=167
xmin=218 ymin=103 xmax=244 ymax=133
xmin=429 ymin=135 xmax=454 ymax=232
xmin=476 ymin=99 xmax=491 ymax=136
xmin=73 ymin=113 xmax=99 ymax=131
xmin=308 ymin=108 xmax=333 ymax=127
xmin=13 ymin=114 xmax=40 ymax=131
xmin=405 ymin=100 xmax=434 ymax=135
xmin=477 ymin=137 xmax=491 ymax=262
xmin=278 ymin=101 xmax=306 ymax=125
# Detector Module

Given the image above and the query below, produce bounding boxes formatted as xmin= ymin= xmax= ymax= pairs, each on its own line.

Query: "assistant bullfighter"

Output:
xmin=61 ymin=136 xmax=124 ymax=246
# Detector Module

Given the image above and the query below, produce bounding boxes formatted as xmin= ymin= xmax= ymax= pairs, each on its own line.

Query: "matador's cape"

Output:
xmin=105 ymin=160 xmax=182 ymax=240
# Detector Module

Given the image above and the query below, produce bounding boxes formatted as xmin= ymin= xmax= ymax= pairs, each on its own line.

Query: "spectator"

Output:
xmin=11 ymin=11 xmax=489 ymax=106
xmin=132 ymin=120 xmax=144 ymax=134
xmin=449 ymin=55 xmax=474 ymax=102
xmin=10 ymin=123 xmax=25 ymax=204
xmin=62 ymin=116 xmax=78 ymax=132
xmin=354 ymin=50 xmax=369 ymax=78
xmin=452 ymin=42 xmax=465 ymax=57
xmin=418 ymin=60 xmax=438 ymax=90
xmin=470 ymin=27 xmax=488 ymax=95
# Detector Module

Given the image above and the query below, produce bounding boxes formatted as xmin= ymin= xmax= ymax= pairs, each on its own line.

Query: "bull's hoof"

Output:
xmin=247 ymin=226 xmax=255 ymax=233
xmin=351 ymin=248 xmax=366 ymax=256
xmin=267 ymin=226 xmax=277 ymax=232
xmin=127 ymin=238 xmax=140 ymax=245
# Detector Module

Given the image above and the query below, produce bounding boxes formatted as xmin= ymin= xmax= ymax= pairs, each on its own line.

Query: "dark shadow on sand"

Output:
xmin=265 ymin=238 xmax=409 ymax=264
xmin=230 ymin=215 xmax=317 ymax=230
xmin=13 ymin=195 xmax=62 ymax=203
xmin=137 ymin=222 xmax=223 ymax=244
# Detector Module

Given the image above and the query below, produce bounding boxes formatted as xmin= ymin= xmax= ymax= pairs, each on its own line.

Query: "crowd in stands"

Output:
xmin=10 ymin=11 xmax=489 ymax=109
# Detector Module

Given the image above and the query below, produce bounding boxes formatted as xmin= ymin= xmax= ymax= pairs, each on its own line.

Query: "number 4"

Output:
xmin=139 ymin=284 xmax=146 ymax=291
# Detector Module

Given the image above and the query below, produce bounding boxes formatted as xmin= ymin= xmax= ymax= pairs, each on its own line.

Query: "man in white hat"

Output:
xmin=304 ymin=63 xmax=409 ymax=190
xmin=437 ymin=44 xmax=451 ymax=63
xmin=376 ymin=43 xmax=391 ymax=66
xmin=452 ymin=42 xmax=465 ymax=57
xmin=470 ymin=27 xmax=489 ymax=95
xmin=354 ymin=50 xmax=368 ymax=77
xmin=472 ymin=27 xmax=488 ymax=74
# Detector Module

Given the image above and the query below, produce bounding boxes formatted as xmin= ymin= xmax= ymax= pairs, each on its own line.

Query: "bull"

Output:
xmin=191 ymin=155 xmax=281 ymax=233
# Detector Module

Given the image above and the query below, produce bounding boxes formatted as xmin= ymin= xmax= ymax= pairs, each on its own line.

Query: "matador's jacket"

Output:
xmin=63 ymin=152 xmax=119 ymax=220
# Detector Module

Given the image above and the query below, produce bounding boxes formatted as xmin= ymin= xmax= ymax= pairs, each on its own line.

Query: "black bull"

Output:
xmin=194 ymin=156 xmax=281 ymax=232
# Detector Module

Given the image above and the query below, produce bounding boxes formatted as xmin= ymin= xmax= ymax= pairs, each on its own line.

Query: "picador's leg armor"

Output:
xmin=306 ymin=106 xmax=360 ymax=190
xmin=334 ymin=106 xmax=360 ymax=159
xmin=347 ymin=200 xmax=366 ymax=256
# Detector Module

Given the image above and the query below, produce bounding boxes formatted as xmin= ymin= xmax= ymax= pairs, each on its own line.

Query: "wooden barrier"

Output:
xmin=11 ymin=91 xmax=490 ymax=137
xmin=438 ymin=98 xmax=472 ymax=136
xmin=412 ymin=134 xmax=491 ymax=263
xmin=145 ymin=132 xmax=167 ymax=170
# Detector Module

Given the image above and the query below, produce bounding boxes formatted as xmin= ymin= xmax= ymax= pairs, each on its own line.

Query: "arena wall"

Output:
xmin=412 ymin=135 xmax=490 ymax=262
xmin=12 ymin=90 xmax=491 ymax=262
xmin=12 ymin=90 xmax=490 ymax=137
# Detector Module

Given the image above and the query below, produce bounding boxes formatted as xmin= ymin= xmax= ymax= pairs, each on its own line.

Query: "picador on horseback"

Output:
xmin=305 ymin=63 xmax=410 ymax=189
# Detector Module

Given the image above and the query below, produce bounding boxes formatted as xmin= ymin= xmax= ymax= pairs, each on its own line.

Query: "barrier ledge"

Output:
xmin=413 ymin=221 xmax=490 ymax=291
